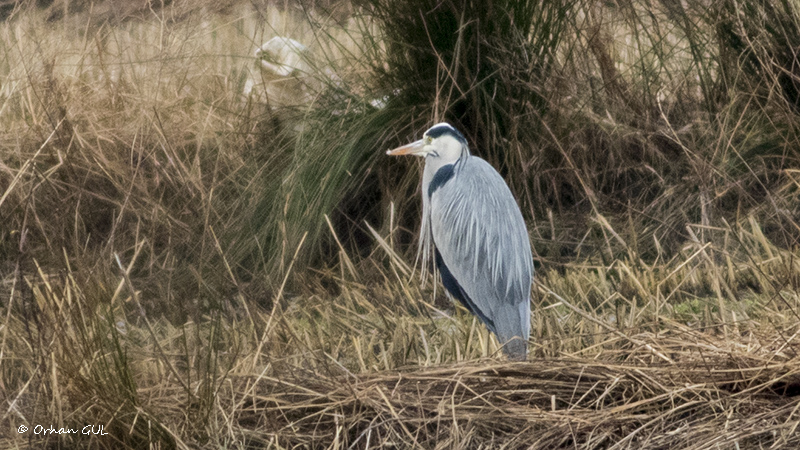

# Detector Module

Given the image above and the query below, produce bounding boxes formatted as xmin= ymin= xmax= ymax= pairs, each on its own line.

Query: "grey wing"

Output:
xmin=430 ymin=157 xmax=533 ymax=344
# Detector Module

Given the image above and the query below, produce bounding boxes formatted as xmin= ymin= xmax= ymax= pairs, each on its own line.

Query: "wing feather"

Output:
xmin=430 ymin=157 xmax=533 ymax=346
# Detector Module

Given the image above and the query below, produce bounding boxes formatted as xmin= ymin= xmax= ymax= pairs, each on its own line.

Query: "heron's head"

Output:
xmin=255 ymin=36 xmax=309 ymax=77
xmin=386 ymin=122 xmax=468 ymax=164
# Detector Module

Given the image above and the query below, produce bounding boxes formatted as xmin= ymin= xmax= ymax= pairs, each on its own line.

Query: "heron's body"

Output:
xmin=388 ymin=123 xmax=533 ymax=360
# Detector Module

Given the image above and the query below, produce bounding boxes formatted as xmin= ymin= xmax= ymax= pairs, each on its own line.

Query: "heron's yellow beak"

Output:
xmin=386 ymin=139 xmax=427 ymax=156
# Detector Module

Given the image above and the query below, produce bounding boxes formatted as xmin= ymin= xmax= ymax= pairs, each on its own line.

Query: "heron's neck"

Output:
xmin=428 ymin=156 xmax=464 ymax=181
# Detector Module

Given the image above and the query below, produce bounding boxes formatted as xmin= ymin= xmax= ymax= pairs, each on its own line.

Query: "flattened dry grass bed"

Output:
xmin=235 ymin=331 xmax=800 ymax=449
xmin=4 ymin=255 xmax=800 ymax=449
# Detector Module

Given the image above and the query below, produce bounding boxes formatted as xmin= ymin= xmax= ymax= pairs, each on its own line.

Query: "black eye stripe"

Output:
xmin=425 ymin=124 xmax=467 ymax=145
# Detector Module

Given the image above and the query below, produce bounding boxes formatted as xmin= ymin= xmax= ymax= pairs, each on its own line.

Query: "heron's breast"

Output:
xmin=427 ymin=163 xmax=456 ymax=198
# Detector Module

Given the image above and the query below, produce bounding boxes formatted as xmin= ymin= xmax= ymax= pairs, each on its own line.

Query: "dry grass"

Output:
xmin=2 ymin=0 xmax=800 ymax=449
xmin=237 ymin=338 xmax=800 ymax=449
xmin=3 ymin=214 xmax=800 ymax=448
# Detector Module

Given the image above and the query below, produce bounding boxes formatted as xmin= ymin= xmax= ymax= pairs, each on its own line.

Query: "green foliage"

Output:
xmin=360 ymin=0 xmax=570 ymax=209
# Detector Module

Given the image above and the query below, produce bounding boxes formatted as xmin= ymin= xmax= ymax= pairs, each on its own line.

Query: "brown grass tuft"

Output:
xmin=203 ymin=333 xmax=800 ymax=448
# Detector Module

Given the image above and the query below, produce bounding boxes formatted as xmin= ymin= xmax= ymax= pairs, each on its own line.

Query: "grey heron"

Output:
xmin=387 ymin=122 xmax=533 ymax=360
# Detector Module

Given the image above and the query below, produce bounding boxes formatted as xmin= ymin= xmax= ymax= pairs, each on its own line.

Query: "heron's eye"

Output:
xmin=425 ymin=136 xmax=433 ymax=145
